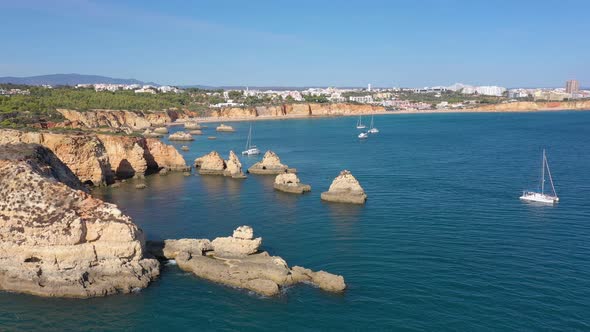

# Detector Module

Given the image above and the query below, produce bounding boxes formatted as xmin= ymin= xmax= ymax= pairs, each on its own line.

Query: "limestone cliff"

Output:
xmin=0 ymin=129 xmax=188 ymax=185
xmin=211 ymin=103 xmax=385 ymax=118
xmin=57 ymin=109 xmax=181 ymax=130
xmin=471 ymin=100 xmax=590 ymax=112
xmin=0 ymin=129 xmax=113 ymax=186
xmin=0 ymin=144 xmax=160 ymax=298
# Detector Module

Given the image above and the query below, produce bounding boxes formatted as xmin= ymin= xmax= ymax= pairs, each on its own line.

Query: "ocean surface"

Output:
xmin=2 ymin=111 xmax=590 ymax=331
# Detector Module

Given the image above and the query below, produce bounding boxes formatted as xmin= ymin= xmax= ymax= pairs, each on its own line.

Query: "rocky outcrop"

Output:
xmin=142 ymin=128 xmax=164 ymax=138
xmin=194 ymin=151 xmax=246 ymax=178
xmin=0 ymin=144 xmax=160 ymax=298
xmin=168 ymin=132 xmax=194 ymax=141
xmin=194 ymin=151 xmax=225 ymax=175
xmin=0 ymin=129 xmax=188 ymax=185
xmin=146 ymin=226 xmax=346 ymax=296
xmin=184 ymin=122 xmax=201 ymax=130
xmin=153 ymin=127 xmax=169 ymax=134
xmin=142 ymin=138 xmax=189 ymax=172
xmin=189 ymin=130 xmax=203 ymax=135
xmin=248 ymin=151 xmax=295 ymax=175
xmin=216 ymin=124 xmax=235 ymax=132
xmin=224 ymin=151 xmax=246 ymax=178
xmin=211 ymin=226 xmax=262 ymax=257
xmin=273 ymin=173 xmax=311 ymax=194
xmin=211 ymin=103 xmax=386 ymax=119
xmin=97 ymin=134 xmax=147 ymax=179
xmin=56 ymin=109 xmax=179 ymax=130
xmin=0 ymin=129 xmax=113 ymax=186
xmin=321 ymin=170 xmax=367 ymax=204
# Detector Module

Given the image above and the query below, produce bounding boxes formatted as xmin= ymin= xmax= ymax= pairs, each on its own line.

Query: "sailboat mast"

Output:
xmin=246 ymin=125 xmax=251 ymax=150
xmin=544 ymin=150 xmax=558 ymax=196
xmin=541 ymin=149 xmax=545 ymax=194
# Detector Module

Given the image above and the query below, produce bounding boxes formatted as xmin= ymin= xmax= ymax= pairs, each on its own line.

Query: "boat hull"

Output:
xmin=519 ymin=192 xmax=559 ymax=204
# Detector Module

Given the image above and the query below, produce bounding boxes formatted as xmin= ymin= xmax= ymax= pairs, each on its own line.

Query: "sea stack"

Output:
xmin=146 ymin=226 xmax=346 ymax=296
xmin=0 ymin=144 xmax=160 ymax=298
xmin=194 ymin=151 xmax=246 ymax=178
xmin=274 ymin=173 xmax=311 ymax=194
xmin=168 ymin=132 xmax=194 ymax=141
xmin=184 ymin=122 xmax=202 ymax=130
xmin=216 ymin=124 xmax=235 ymax=132
xmin=248 ymin=150 xmax=296 ymax=175
xmin=321 ymin=170 xmax=367 ymax=204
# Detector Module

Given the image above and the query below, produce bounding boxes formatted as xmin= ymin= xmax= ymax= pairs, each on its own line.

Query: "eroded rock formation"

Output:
xmin=211 ymin=103 xmax=386 ymax=119
xmin=147 ymin=226 xmax=346 ymax=296
xmin=273 ymin=173 xmax=311 ymax=194
xmin=216 ymin=124 xmax=235 ymax=132
xmin=56 ymin=109 xmax=180 ymax=130
xmin=0 ymin=144 xmax=160 ymax=298
xmin=248 ymin=150 xmax=295 ymax=175
xmin=194 ymin=151 xmax=246 ymax=178
xmin=321 ymin=170 xmax=367 ymax=204
xmin=0 ymin=129 xmax=188 ymax=185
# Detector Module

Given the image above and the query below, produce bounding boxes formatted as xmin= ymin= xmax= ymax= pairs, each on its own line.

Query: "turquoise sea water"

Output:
xmin=2 ymin=112 xmax=590 ymax=331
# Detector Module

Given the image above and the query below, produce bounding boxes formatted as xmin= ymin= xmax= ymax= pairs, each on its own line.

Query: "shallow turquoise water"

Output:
xmin=2 ymin=112 xmax=590 ymax=331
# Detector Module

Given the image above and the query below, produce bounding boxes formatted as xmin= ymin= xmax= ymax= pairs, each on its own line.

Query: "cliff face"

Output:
xmin=472 ymin=101 xmax=590 ymax=112
xmin=56 ymin=109 xmax=181 ymax=130
xmin=0 ymin=129 xmax=113 ymax=186
xmin=0 ymin=129 xmax=188 ymax=185
xmin=0 ymin=144 xmax=159 ymax=297
xmin=211 ymin=103 xmax=385 ymax=118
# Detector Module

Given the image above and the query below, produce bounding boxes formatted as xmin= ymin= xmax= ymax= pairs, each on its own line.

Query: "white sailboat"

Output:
xmin=241 ymin=125 xmax=260 ymax=156
xmin=520 ymin=149 xmax=559 ymax=204
xmin=368 ymin=115 xmax=379 ymax=133
xmin=356 ymin=116 xmax=366 ymax=129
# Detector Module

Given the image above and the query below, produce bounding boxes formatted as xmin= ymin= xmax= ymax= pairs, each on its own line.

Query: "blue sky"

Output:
xmin=0 ymin=0 xmax=588 ymax=87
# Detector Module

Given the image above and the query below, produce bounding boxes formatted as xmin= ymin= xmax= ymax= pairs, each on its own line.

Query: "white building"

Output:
xmin=349 ymin=95 xmax=373 ymax=103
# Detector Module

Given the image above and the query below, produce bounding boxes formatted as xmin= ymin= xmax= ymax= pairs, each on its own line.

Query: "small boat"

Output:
xmin=367 ymin=115 xmax=379 ymax=134
xmin=358 ymin=132 xmax=368 ymax=139
xmin=520 ymin=149 xmax=559 ymax=204
xmin=356 ymin=116 xmax=366 ymax=129
xmin=241 ymin=124 xmax=261 ymax=155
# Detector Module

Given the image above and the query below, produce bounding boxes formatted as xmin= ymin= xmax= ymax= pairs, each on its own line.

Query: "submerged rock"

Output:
xmin=146 ymin=226 xmax=345 ymax=296
xmin=216 ymin=124 xmax=235 ymax=132
xmin=321 ymin=170 xmax=367 ymax=204
xmin=168 ymin=132 xmax=194 ymax=141
xmin=248 ymin=151 xmax=295 ymax=175
xmin=0 ymin=144 xmax=159 ymax=298
xmin=273 ymin=173 xmax=311 ymax=194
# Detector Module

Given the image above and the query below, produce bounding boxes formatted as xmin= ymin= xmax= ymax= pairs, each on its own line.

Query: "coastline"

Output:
xmin=175 ymin=107 xmax=590 ymax=125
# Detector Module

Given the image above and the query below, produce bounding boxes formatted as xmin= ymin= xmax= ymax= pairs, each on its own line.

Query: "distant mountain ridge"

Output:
xmin=0 ymin=74 xmax=158 ymax=86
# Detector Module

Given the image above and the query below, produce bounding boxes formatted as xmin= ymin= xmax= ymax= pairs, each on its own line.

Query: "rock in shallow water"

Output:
xmin=321 ymin=170 xmax=367 ymax=204
xmin=248 ymin=151 xmax=295 ymax=175
xmin=146 ymin=226 xmax=346 ymax=296
xmin=273 ymin=173 xmax=311 ymax=194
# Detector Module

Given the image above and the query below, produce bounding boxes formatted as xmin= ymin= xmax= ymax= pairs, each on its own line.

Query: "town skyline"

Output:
xmin=1 ymin=0 xmax=588 ymax=87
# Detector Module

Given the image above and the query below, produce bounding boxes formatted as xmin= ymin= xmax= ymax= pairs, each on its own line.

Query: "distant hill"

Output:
xmin=0 ymin=74 xmax=158 ymax=86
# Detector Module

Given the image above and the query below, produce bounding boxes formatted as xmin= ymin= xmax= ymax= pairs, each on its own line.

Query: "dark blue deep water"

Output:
xmin=2 ymin=112 xmax=590 ymax=331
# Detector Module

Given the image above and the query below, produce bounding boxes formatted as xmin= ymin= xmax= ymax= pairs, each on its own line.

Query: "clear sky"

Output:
xmin=1 ymin=0 xmax=588 ymax=87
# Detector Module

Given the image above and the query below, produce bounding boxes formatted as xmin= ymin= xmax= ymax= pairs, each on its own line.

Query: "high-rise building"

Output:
xmin=367 ymin=83 xmax=372 ymax=92
xmin=566 ymin=80 xmax=579 ymax=94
